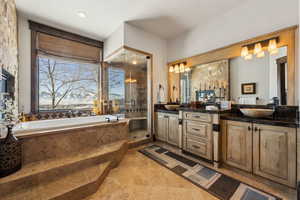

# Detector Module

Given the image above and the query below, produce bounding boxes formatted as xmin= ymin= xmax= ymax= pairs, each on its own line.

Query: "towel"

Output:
xmin=238 ymin=97 xmax=257 ymax=105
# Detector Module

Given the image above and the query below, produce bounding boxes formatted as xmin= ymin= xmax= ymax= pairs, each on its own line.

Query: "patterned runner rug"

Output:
xmin=139 ymin=145 xmax=280 ymax=200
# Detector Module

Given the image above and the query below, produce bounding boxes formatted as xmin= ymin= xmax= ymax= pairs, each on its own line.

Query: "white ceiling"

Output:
xmin=16 ymin=0 xmax=246 ymax=40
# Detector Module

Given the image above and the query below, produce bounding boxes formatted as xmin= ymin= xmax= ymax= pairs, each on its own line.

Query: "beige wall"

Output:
xmin=0 ymin=0 xmax=19 ymax=108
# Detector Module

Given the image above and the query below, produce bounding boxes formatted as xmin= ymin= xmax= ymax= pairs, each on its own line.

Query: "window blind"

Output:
xmin=36 ymin=32 xmax=101 ymax=63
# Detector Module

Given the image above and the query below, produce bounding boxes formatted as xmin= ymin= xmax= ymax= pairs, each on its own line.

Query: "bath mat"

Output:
xmin=139 ymin=145 xmax=280 ymax=200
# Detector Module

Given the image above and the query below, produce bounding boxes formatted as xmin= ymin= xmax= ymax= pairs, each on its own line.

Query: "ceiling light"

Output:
xmin=77 ymin=11 xmax=87 ymax=18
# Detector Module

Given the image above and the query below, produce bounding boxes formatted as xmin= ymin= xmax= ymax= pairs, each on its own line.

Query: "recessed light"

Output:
xmin=77 ymin=11 xmax=87 ymax=18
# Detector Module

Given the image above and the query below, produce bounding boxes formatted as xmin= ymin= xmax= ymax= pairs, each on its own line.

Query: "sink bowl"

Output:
xmin=164 ymin=105 xmax=180 ymax=111
xmin=240 ymin=108 xmax=274 ymax=118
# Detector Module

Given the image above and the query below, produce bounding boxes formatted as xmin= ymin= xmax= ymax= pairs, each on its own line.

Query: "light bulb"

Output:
xmin=268 ymin=39 xmax=277 ymax=51
xmin=254 ymin=43 xmax=263 ymax=55
xmin=179 ymin=63 xmax=185 ymax=73
xmin=270 ymin=48 xmax=279 ymax=55
xmin=244 ymin=54 xmax=253 ymax=60
xmin=256 ymin=51 xmax=265 ymax=58
xmin=132 ymin=60 xmax=137 ymax=65
xmin=241 ymin=46 xmax=249 ymax=57
xmin=185 ymin=66 xmax=191 ymax=72
xmin=169 ymin=66 xmax=174 ymax=72
xmin=174 ymin=65 xmax=180 ymax=73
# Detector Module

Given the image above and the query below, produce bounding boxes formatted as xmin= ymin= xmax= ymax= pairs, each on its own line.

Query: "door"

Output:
xmin=222 ymin=120 xmax=252 ymax=172
xmin=167 ymin=114 xmax=179 ymax=146
xmin=156 ymin=113 xmax=168 ymax=141
xmin=253 ymin=124 xmax=296 ymax=187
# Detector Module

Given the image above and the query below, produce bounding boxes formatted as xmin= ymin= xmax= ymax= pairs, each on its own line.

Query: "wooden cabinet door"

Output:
xmin=253 ymin=124 xmax=296 ymax=187
xmin=167 ymin=115 xmax=179 ymax=146
xmin=222 ymin=120 xmax=252 ymax=172
xmin=156 ymin=113 xmax=168 ymax=141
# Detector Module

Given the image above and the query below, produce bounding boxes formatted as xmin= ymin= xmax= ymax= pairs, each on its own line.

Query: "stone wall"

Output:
xmin=0 ymin=0 xmax=19 ymax=109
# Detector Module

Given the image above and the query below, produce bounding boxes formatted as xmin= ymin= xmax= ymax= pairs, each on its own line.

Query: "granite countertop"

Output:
xmin=178 ymin=107 xmax=231 ymax=114
xmin=221 ymin=113 xmax=299 ymax=128
xmin=156 ymin=109 xmax=179 ymax=114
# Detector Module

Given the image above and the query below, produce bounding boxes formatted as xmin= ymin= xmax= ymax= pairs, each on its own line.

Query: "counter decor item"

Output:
xmin=0 ymin=97 xmax=22 ymax=178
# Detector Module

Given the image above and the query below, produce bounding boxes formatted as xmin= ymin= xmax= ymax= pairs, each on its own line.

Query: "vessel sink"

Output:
xmin=164 ymin=105 xmax=180 ymax=111
xmin=240 ymin=108 xmax=274 ymax=118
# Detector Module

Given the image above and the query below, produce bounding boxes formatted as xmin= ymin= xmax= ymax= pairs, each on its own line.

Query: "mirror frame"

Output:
xmin=168 ymin=26 xmax=298 ymax=105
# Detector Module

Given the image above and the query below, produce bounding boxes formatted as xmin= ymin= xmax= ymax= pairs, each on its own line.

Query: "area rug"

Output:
xmin=139 ymin=145 xmax=280 ymax=200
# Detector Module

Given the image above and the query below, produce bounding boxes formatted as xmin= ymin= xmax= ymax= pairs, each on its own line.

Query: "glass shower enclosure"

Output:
xmin=103 ymin=48 xmax=150 ymax=141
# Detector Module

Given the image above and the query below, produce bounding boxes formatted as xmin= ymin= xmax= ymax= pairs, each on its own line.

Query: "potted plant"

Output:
xmin=0 ymin=96 xmax=22 ymax=177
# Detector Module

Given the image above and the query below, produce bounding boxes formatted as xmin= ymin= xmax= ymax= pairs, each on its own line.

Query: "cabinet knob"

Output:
xmin=254 ymin=127 xmax=258 ymax=132
xmin=192 ymin=145 xmax=200 ymax=149
xmin=248 ymin=126 xmax=251 ymax=131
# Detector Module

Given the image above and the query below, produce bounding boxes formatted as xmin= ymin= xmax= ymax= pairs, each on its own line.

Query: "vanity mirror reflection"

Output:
xmin=177 ymin=46 xmax=290 ymax=106
xmin=168 ymin=26 xmax=297 ymax=106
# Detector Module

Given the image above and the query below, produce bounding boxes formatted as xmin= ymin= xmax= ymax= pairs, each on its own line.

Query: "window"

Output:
xmin=38 ymin=55 xmax=99 ymax=111
xmin=29 ymin=21 xmax=103 ymax=113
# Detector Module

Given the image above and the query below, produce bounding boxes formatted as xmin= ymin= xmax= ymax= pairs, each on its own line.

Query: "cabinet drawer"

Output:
xmin=186 ymin=138 xmax=210 ymax=159
xmin=186 ymin=121 xmax=212 ymax=140
xmin=184 ymin=112 xmax=211 ymax=122
xmin=186 ymin=134 xmax=212 ymax=159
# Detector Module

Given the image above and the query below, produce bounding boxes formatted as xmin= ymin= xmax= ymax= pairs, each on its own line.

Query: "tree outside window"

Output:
xmin=38 ymin=55 xmax=99 ymax=111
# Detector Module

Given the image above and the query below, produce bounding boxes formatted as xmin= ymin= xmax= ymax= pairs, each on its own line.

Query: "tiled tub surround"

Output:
xmin=0 ymin=120 xmax=129 ymax=200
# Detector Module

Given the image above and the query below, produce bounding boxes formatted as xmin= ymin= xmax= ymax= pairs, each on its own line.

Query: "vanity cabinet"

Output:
xmin=167 ymin=115 xmax=180 ymax=146
xmin=156 ymin=113 xmax=168 ymax=141
xmin=222 ymin=121 xmax=252 ymax=172
xmin=221 ymin=120 xmax=296 ymax=187
xmin=183 ymin=112 xmax=213 ymax=160
xmin=253 ymin=124 xmax=296 ymax=187
xmin=155 ymin=112 xmax=180 ymax=146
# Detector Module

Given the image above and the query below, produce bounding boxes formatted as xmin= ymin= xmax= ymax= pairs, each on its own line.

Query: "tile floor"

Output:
xmin=85 ymin=142 xmax=297 ymax=200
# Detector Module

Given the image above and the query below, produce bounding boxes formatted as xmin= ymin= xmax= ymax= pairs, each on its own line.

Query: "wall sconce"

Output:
xmin=244 ymin=54 xmax=253 ymax=60
xmin=179 ymin=63 xmax=185 ymax=73
xmin=174 ymin=64 xmax=180 ymax=73
xmin=254 ymin=43 xmax=263 ymax=56
xmin=240 ymin=37 xmax=279 ymax=60
xmin=169 ymin=66 xmax=174 ymax=72
xmin=169 ymin=62 xmax=188 ymax=74
xmin=268 ymin=39 xmax=279 ymax=55
xmin=185 ymin=66 xmax=191 ymax=72
xmin=241 ymin=46 xmax=249 ymax=58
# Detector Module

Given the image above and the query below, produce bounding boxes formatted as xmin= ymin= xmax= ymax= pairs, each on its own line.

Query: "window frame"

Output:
xmin=29 ymin=21 xmax=103 ymax=113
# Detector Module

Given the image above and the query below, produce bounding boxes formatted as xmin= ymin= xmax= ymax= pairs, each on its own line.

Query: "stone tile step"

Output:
xmin=0 ymin=140 xmax=127 ymax=188
xmin=1 ymin=161 xmax=112 ymax=200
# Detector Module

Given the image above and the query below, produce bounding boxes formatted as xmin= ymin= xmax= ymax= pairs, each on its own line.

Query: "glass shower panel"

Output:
xmin=106 ymin=50 xmax=148 ymax=141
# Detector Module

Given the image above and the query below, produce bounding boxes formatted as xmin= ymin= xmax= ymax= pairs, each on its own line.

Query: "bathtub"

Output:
xmin=13 ymin=115 xmax=125 ymax=136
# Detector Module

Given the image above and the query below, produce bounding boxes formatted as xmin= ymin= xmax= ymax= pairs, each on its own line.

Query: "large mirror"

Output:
xmin=180 ymin=46 xmax=289 ymax=105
